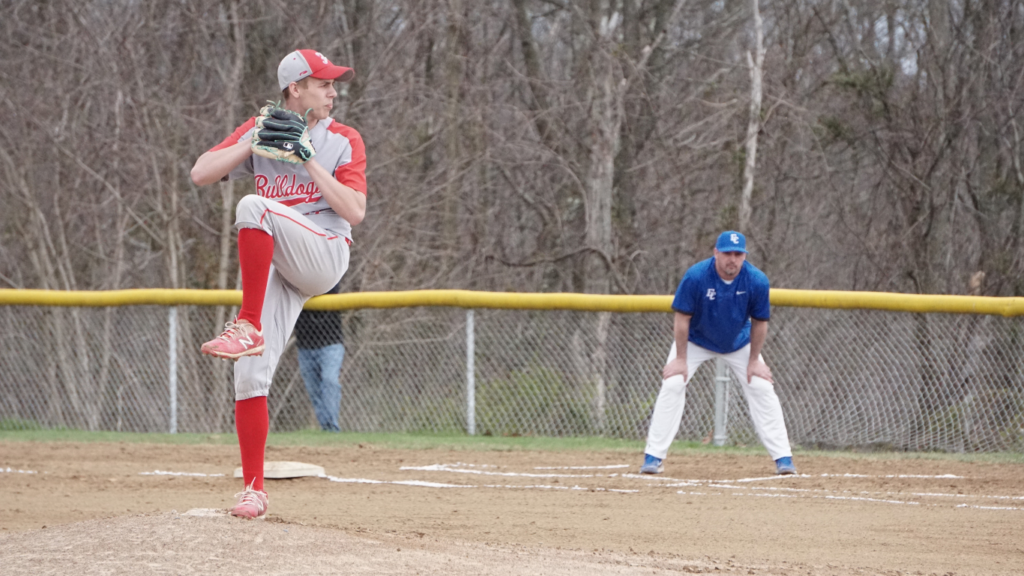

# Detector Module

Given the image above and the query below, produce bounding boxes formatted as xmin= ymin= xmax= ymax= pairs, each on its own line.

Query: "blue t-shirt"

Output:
xmin=671 ymin=257 xmax=771 ymax=354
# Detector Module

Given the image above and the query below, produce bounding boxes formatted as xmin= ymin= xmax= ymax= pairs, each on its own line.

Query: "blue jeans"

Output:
xmin=297 ymin=343 xmax=345 ymax=431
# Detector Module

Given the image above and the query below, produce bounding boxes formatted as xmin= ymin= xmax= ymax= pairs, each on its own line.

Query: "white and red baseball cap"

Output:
xmin=277 ymin=49 xmax=355 ymax=91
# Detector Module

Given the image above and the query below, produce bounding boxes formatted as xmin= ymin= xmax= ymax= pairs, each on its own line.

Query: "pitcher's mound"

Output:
xmin=0 ymin=512 xmax=732 ymax=575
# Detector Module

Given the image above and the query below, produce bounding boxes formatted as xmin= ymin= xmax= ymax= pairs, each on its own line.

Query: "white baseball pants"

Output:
xmin=644 ymin=341 xmax=792 ymax=461
xmin=231 ymin=195 xmax=350 ymax=401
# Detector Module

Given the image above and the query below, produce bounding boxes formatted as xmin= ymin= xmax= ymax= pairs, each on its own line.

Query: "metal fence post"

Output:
xmin=169 ymin=306 xmax=178 ymax=434
xmin=712 ymin=357 xmax=729 ymax=446
xmin=466 ymin=309 xmax=475 ymax=436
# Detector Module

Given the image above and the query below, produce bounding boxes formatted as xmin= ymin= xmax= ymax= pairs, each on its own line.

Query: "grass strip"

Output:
xmin=1 ymin=429 xmax=1022 ymax=463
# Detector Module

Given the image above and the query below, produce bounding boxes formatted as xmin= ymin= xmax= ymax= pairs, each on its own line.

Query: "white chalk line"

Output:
xmin=817 ymin=473 xmax=964 ymax=479
xmin=400 ymin=463 xmax=595 ymax=478
xmin=435 ymin=462 xmax=496 ymax=468
xmin=1 ymin=466 xmax=38 ymax=474
xmin=321 ymin=474 xmax=469 ymax=489
xmin=907 ymin=491 xmax=1024 ymax=501
xmin=700 ymin=477 xmax=1024 ymax=507
xmin=683 ymin=484 xmax=926 ymax=505
xmin=395 ymin=463 xmax=1023 ymax=509
xmin=676 ymin=489 xmax=1008 ymax=507
xmin=139 ymin=470 xmax=226 ymax=477
xmin=483 ymin=484 xmax=639 ymax=494
xmin=956 ymin=503 xmax=1024 ymax=511
xmin=680 ymin=491 xmax=920 ymax=506
xmin=732 ymin=474 xmax=807 ymax=483
xmin=534 ymin=464 xmax=631 ymax=470
xmin=118 ymin=464 xmax=1023 ymax=510
xmin=319 ymin=475 xmax=638 ymax=493
xmin=824 ymin=495 xmax=920 ymax=505
xmin=619 ymin=472 xmax=684 ymax=481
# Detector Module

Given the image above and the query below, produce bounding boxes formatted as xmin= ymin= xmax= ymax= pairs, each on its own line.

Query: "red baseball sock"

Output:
xmin=237 ymin=228 xmax=274 ymax=331
xmin=235 ymin=396 xmax=268 ymax=492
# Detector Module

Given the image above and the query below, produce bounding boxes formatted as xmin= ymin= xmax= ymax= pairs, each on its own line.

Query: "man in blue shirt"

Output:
xmin=641 ymin=231 xmax=796 ymax=475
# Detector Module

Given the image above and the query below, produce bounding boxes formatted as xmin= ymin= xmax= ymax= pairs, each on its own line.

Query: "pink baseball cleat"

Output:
xmin=201 ymin=319 xmax=265 ymax=360
xmin=229 ymin=483 xmax=269 ymax=519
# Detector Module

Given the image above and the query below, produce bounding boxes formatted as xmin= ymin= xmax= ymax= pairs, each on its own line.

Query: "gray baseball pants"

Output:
xmin=231 ymin=194 xmax=350 ymax=401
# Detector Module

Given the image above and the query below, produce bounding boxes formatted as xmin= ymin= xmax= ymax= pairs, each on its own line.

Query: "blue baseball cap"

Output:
xmin=715 ymin=231 xmax=747 ymax=253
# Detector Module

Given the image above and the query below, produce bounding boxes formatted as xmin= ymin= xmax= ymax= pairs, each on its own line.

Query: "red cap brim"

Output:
xmin=312 ymin=65 xmax=355 ymax=83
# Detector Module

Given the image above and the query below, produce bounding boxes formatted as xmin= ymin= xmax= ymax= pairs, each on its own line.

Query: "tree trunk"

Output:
xmin=738 ymin=0 xmax=764 ymax=234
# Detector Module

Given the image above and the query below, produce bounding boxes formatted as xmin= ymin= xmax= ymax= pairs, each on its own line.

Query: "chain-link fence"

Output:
xmin=1 ymin=301 xmax=1023 ymax=452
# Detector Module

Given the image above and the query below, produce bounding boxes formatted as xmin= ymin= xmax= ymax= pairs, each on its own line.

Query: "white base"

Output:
xmin=233 ymin=461 xmax=325 ymax=479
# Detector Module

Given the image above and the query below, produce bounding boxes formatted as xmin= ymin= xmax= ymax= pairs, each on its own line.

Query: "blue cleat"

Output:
xmin=775 ymin=456 xmax=797 ymax=475
xmin=639 ymin=453 xmax=664 ymax=474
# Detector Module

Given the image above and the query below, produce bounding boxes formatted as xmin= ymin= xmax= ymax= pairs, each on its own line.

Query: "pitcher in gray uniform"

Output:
xmin=189 ymin=49 xmax=367 ymax=519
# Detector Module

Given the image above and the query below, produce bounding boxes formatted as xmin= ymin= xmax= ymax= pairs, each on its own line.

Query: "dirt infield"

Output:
xmin=1 ymin=441 xmax=1023 ymax=575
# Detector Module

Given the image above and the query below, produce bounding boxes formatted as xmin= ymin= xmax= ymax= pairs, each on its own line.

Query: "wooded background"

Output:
xmin=2 ymin=0 xmax=1022 ymax=298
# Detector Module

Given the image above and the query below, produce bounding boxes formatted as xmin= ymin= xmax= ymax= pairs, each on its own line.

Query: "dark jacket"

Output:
xmin=294 ymin=282 xmax=344 ymax=349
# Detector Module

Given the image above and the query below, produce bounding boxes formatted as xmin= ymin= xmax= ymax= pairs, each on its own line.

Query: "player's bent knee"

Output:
xmin=234 ymin=194 xmax=269 ymax=226
xmin=747 ymin=376 xmax=776 ymax=394
xmin=235 ymin=193 xmax=264 ymax=211
xmin=660 ymin=374 xmax=688 ymax=391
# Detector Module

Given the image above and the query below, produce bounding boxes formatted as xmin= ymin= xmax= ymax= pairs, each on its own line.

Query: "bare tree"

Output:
xmin=738 ymin=0 xmax=764 ymax=233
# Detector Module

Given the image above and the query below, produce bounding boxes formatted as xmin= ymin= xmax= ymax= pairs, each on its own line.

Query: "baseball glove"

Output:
xmin=251 ymin=102 xmax=316 ymax=164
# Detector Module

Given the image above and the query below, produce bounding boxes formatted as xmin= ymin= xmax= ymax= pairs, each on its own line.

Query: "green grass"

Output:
xmin=1 ymin=429 xmax=1023 ymax=463
xmin=0 ymin=428 xmax=651 ymax=451
xmin=0 ymin=429 xmax=243 ymax=446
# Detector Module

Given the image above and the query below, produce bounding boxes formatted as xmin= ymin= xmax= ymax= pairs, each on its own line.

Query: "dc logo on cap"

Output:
xmin=315 ymin=51 xmax=329 ymax=64
xmin=730 ymin=233 xmax=739 ymax=244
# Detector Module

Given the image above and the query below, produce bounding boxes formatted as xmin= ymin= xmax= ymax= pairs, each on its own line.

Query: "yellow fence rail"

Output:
xmin=2 ymin=288 xmax=1024 ymax=316
xmin=2 ymin=288 xmax=1023 ymax=450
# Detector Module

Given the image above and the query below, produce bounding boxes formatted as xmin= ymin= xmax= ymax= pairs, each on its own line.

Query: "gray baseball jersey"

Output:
xmin=211 ymin=116 xmax=367 ymax=241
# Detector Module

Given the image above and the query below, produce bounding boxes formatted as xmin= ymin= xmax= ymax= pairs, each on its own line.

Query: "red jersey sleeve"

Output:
xmin=331 ymin=125 xmax=368 ymax=195
xmin=209 ymin=118 xmax=256 ymax=152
